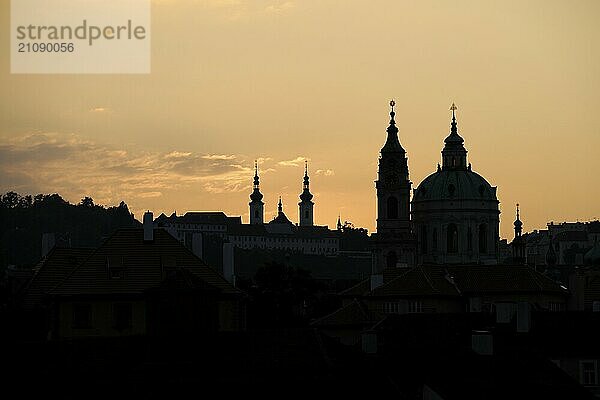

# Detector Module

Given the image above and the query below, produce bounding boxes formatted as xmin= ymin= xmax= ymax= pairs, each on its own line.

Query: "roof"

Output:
xmin=413 ymin=169 xmax=497 ymax=202
xmin=49 ymin=229 xmax=240 ymax=297
xmin=21 ymin=247 xmax=94 ymax=309
xmin=446 ymin=265 xmax=568 ymax=295
xmin=156 ymin=211 xmax=242 ymax=226
xmin=269 ymin=211 xmax=293 ymax=225
xmin=371 ymin=266 xmax=461 ymax=298
xmin=363 ymin=265 xmax=568 ymax=299
xmin=310 ymin=299 xmax=382 ymax=327
xmin=554 ymin=230 xmax=588 ymax=242
xmin=339 ymin=278 xmax=370 ymax=297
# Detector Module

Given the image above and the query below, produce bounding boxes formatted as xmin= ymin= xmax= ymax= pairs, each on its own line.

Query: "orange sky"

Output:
xmin=1 ymin=0 xmax=599 ymax=239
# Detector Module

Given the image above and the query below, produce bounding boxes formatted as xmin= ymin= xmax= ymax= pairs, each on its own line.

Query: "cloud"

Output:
xmin=202 ymin=154 xmax=236 ymax=160
xmin=278 ymin=156 xmax=307 ymax=167
xmin=264 ymin=1 xmax=295 ymax=14
xmin=90 ymin=107 xmax=109 ymax=113
xmin=0 ymin=132 xmax=254 ymax=207
xmin=316 ymin=169 xmax=335 ymax=176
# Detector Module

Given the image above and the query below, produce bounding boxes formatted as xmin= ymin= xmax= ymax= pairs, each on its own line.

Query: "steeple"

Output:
xmin=269 ymin=195 xmax=293 ymax=225
xmin=337 ymin=215 xmax=342 ymax=231
xmin=299 ymin=160 xmax=314 ymax=226
xmin=375 ymin=99 xmax=411 ymax=236
xmin=512 ymin=203 xmax=526 ymax=264
xmin=514 ymin=203 xmax=523 ymax=238
xmin=249 ymin=160 xmax=264 ymax=225
xmin=381 ymin=100 xmax=405 ymax=153
xmin=441 ymin=102 xmax=468 ymax=170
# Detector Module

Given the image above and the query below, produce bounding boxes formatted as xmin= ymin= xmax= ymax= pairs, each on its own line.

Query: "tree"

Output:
xmin=248 ymin=262 xmax=319 ymax=328
xmin=1 ymin=192 xmax=20 ymax=208
xmin=80 ymin=196 xmax=95 ymax=208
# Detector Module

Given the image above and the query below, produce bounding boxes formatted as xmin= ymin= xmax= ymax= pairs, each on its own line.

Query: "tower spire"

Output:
xmin=381 ymin=99 xmax=404 ymax=153
xmin=441 ymin=102 xmax=467 ymax=170
xmin=299 ymin=160 xmax=314 ymax=226
xmin=249 ymin=159 xmax=264 ymax=224
xmin=514 ymin=203 xmax=523 ymax=237
xmin=278 ymin=196 xmax=282 ymax=213
xmin=450 ymin=102 xmax=457 ymax=135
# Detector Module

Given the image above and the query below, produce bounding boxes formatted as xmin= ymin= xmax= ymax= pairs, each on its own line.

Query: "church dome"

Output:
xmin=413 ymin=168 xmax=497 ymax=202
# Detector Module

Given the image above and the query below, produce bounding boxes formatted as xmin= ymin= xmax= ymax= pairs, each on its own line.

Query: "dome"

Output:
xmin=413 ymin=168 xmax=497 ymax=202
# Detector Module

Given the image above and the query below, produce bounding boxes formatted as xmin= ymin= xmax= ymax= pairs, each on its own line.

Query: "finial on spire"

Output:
xmin=304 ymin=159 xmax=308 ymax=176
xmin=516 ymin=203 xmax=520 ymax=219
xmin=389 ymin=99 xmax=396 ymax=122
xmin=278 ymin=196 xmax=282 ymax=213
xmin=254 ymin=160 xmax=258 ymax=176
xmin=450 ymin=102 xmax=457 ymax=118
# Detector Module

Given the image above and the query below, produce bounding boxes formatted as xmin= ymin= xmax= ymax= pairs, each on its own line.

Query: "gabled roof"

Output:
xmin=447 ymin=265 xmax=568 ymax=295
xmin=371 ymin=266 xmax=461 ymax=298
xmin=310 ymin=299 xmax=382 ymax=328
xmin=49 ymin=229 xmax=240 ymax=297
xmin=363 ymin=265 xmax=568 ymax=299
xmin=22 ymin=247 xmax=94 ymax=309
xmin=338 ymin=278 xmax=370 ymax=297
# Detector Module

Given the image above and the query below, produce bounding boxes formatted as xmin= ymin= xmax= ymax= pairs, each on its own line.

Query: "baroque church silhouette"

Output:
xmin=372 ymin=100 xmax=500 ymax=272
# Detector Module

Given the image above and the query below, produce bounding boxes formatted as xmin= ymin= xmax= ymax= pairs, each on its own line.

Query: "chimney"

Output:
xmin=192 ymin=232 xmax=203 ymax=259
xmin=371 ymin=274 xmax=384 ymax=291
xmin=143 ymin=211 xmax=154 ymax=242
xmin=471 ymin=330 xmax=493 ymax=355
xmin=41 ymin=232 xmax=56 ymax=258
xmin=223 ymin=242 xmax=235 ymax=284
xmin=516 ymin=301 xmax=531 ymax=332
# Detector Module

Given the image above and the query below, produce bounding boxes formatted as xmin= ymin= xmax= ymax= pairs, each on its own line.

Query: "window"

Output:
xmin=305 ymin=210 xmax=309 ymax=219
xmin=384 ymin=302 xmax=402 ymax=314
xmin=408 ymin=301 xmax=423 ymax=313
xmin=107 ymin=255 xmax=124 ymax=279
xmin=580 ymin=361 xmax=598 ymax=385
xmin=254 ymin=210 xmax=259 ymax=218
xmin=386 ymin=251 xmax=398 ymax=269
xmin=113 ymin=303 xmax=132 ymax=330
xmin=479 ymin=224 xmax=488 ymax=253
xmin=421 ymin=226 xmax=428 ymax=254
xmin=432 ymin=228 xmax=438 ymax=251
xmin=72 ymin=303 xmax=92 ymax=328
xmin=447 ymin=224 xmax=458 ymax=253
xmin=467 ymin=227 xmax=473 ymax=251
xmin=548 ymin=302 xmax=564 ymax=312
xmin=387 ymin=196 xmax=398 ymax=219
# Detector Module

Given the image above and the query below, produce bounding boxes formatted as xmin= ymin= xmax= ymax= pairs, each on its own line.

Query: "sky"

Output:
xmin=1 ymin=0 xmax=599 ymax=239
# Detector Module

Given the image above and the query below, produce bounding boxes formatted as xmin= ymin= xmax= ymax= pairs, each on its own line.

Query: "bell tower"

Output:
xmin=249 ymin=160 xmax=264 ymax=225
xmin=298 ymin=160 xmax=314 ymax=226
xmin=371 ymin=100 xmax=416 ymax=277
xmin=375 ymin=100 xmax=411 ymax=234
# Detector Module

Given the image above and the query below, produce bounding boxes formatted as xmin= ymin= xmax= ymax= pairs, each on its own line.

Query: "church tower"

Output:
xmin=371 ymin=100 xmax=416 ymax=277
xmin=249 ymin=160 xmax=264 ymax=225
xmin=298 ymin=160 xmax=314 ymax=226
xmin=511 ymin=203 xmax=526 ymax=264
xmin=376 ymin=100 xmax=411 ymax=234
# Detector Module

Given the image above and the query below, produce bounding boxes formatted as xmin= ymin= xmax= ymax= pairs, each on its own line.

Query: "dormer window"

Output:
xmin=107 ymin=256 xmax=124 ymax=279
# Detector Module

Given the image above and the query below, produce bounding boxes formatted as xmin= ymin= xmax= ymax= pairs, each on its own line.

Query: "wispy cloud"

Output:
xmin=0 ymin=132 xmax=254 ymax=206
xmin=316 ymin=169 xmax=335 ymax=176
xmin=264 ymin=1 xmax=295 ymax=14
xmin=278 ymin=156 xmax=307 ymax=167
xmin=90 ymin=107 xmax=109 ymax=113
xmin=202 ymin=154 xmax=236 ymax=160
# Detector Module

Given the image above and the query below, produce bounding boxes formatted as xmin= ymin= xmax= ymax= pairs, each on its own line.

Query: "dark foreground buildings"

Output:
xmin=6 ymin=102 xmax=600 ymax=398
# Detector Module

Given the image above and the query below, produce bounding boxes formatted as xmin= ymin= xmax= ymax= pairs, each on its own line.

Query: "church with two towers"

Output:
xmin=372 ymin=101 xmax=501 ymax=272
